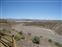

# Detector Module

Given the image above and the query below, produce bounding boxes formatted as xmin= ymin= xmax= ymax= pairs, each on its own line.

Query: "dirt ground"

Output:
xmin=11 ymin=23 xmax=62 ymax=47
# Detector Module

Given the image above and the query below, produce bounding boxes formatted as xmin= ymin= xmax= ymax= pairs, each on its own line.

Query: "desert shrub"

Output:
xmin=0 ymin=29 xmax=11 ymax=33
xmin=8 ymin=30 xmax=11 ymax=33
xmin=21 ymin=35 xmax=25 ymax=39
xmin=0 ymin=30 xmax=2 ymax=32
xmin=32 ymin=36 xmax=40 ymax=44
xmin=15 ymin=34 xmax=21 ymax=41
xmin=1 ymin=29 xmax=6 ymax=33
xmin=19 ymin=31 xmax=23 ymax=35
xmin=40 ymin=36 xmax=43 ymax=38
xmin=12 ymin=29 xmax=15 ymax=31
xmin=2 ymin=29 xmax=6 ymax=31
xmin=15 ymin=33 xmax=25 ymax=41
xmin=55 ymin=42 xmax=60 ymax=46
xmin=48 ymin=39 xmax=52 ymax=43
xmin=55 ymin=42 xmax=62 ymax=47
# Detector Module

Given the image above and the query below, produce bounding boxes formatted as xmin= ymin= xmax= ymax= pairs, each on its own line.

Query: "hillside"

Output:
xmin=0 ymin=19 xmax=62 ymax=47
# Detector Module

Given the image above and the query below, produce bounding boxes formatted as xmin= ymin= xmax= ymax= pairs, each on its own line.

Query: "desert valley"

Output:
xmin=0 ymin=19 xmax=62 ymax=47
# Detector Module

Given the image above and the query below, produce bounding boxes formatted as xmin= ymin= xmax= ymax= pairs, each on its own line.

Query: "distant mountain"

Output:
xmin=0 ymin=19 xmax=62 ymax=23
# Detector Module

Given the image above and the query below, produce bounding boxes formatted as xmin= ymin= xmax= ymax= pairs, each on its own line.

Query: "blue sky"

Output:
xmin=0 ymin=0 xmax=62 ymax=20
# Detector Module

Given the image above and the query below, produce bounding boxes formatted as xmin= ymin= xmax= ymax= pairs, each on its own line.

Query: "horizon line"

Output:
xmin=0 ymin=18 xmax=62 ymax=20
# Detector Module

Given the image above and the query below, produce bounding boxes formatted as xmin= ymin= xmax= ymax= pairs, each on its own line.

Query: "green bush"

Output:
xmin=32 ymin=36 xmax=40 ymax=44
xmin=15 ymin=34 xmax=21 ymax=41
xmin=15 ymin=33 xmax=25 ymax=41
xmin=21 ymin=35 xmax=25 ymax=39
xmin=19 ymin=31 xmax=23 ymax=35
xmin=0 ymin=29 xmax=11 ymax=34
xmin=2 ymin=29 xmax=6 ymax=31
xmin=48 ymin=39 xmax=52 ymax=43
xmin=55 ymin=42 xmax=62 ymax=47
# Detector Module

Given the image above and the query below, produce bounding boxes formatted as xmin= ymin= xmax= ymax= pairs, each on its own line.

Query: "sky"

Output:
xmin=0 ymin=0 xmax=62 ymax=20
